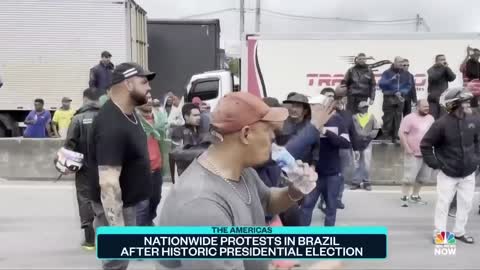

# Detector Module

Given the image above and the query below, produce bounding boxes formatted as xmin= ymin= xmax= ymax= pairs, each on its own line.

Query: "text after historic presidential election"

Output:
xmin=96 ymin=226 xmax=387 ymax=260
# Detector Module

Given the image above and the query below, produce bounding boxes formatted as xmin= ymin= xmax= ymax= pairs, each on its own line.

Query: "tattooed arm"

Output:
xmin=98 ymin=165 xmax=124 ymax=226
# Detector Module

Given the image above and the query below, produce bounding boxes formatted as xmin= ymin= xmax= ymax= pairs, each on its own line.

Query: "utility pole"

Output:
xmin=415 ymin=14 xmax=421 ymax=32
xmin=239 ymin=0 xmax=245 ymax=40
xmin=255 ymin=0 xmax=261 ymax=32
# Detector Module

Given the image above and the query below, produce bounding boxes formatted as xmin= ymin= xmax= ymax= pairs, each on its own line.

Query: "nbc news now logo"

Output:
xmin=434 ymin=231 xmax=456 ymax=256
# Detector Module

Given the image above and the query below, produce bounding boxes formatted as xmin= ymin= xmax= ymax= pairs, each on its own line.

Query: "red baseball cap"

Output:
xmin=211 ymin=92 xmax=288 ymax=134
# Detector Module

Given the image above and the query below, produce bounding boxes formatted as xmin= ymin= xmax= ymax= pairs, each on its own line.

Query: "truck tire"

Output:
xmin=0 ymin=114 xmax=18 ymax=137
xmin=0 ymin=122 xmax=7 ymax=137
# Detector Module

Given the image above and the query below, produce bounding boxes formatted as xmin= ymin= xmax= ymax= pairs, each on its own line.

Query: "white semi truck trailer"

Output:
xmin=186 ymin=33 xmax=480 ymax=126
xmin=0 ymin=0 xmax=148 ymax=136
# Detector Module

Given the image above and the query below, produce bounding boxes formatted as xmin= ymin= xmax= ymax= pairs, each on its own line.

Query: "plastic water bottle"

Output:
xmin=271 ymin=143 xmax=316 ymax=194
xmin=271 ymin=143 xmax=297 ymax=172
xmin=272 ymin=143 xmax=295 ymax=168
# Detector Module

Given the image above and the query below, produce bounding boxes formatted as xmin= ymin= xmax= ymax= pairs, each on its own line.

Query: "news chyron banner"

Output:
xmin=97 ymin=226 xmax=387 ymax=260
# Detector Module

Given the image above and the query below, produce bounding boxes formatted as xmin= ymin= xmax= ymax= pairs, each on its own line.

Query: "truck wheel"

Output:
xmin=0 ymin=114 xmax=17 ymax=137
xmin=0 ymin=122 xmax=7 ymax=137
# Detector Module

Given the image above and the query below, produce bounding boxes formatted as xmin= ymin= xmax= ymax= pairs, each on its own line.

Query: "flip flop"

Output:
xmin=455 ymin=234 xmax=474 ymax=244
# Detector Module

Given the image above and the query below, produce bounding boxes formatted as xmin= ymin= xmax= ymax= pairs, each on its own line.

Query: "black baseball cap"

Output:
xmin=111 ymin=62 xmax=156 ymax=86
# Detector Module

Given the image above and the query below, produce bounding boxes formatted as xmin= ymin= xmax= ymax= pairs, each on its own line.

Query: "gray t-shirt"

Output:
xmin=157 ymin=160 xmax=272 ymax=270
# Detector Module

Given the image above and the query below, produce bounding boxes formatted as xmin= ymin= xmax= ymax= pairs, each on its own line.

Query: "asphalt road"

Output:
xmin=0 ymin=180 xmax=479 ymax=270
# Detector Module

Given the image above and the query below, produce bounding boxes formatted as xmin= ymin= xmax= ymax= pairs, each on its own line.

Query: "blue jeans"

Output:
xmin=338 ymin=149 xmax=353 ymax=200
xmin=136 ymin=199 xmax=150 ymax=226
xmin=92 ymin=202 xmax=136 ymax=270
xmin=136 ymin=170 xmax=163 ymax=226
xmin=352 ymin=144 xmax=372 ymax=185
xmin=301 ymin=173 xmax=343 ymax=226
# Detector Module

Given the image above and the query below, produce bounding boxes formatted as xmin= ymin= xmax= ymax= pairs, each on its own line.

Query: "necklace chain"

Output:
xmin=112 ymin=100 xmax=138 ymax=125
xmin=201 ymin=156 xmax=252 ymax=205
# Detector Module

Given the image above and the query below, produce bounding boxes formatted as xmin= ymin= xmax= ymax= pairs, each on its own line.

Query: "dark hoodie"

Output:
xmin=89 ymin=61 xmax=114 ymax=94
xmin=427 ymin=64 xmax=456 ymax=101
xmin=64 ymin=102 xmax=100 ymax=171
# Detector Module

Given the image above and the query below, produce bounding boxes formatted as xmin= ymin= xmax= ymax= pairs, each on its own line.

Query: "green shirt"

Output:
xmin=138 ymin=110 xmax=171 ymax=176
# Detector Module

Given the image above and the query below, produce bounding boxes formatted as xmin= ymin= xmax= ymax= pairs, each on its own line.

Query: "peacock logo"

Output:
xmin=435 ymin=231 xmax=456 ymax=245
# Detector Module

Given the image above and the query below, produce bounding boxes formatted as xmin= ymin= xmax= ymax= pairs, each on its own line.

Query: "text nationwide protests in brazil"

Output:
xmin=96 ymin=226 xmax=387 ymax=260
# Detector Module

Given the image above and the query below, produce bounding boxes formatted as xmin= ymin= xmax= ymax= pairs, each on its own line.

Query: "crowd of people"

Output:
xmin=44 ymin=48 xmax=480 ymax=270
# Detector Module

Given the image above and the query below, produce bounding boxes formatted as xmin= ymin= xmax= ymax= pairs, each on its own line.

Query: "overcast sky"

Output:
xmin=136 ymin=0 xmax=480 ymax=55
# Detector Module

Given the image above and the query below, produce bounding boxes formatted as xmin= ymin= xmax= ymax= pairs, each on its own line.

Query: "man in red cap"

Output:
xmin=158 ymin=92 xmax=332 ymax=270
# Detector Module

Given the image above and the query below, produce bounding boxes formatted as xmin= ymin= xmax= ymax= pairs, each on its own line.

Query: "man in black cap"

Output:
xmin=90 ymin=62 xmax=155 ymax=270
xmin=89 ymin=51 xmax=114 ymax=97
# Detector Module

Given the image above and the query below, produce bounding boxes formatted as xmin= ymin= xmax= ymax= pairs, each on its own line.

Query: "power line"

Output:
xmin=420 ymin=18 xmax=432 ymax=32
xmin=181 ymin=8 xmax=237 ymax=19
xmin=260 ymin=9 xmax=418 ymax=24
xmin=180 ymin=7 xmax=421 ymax=26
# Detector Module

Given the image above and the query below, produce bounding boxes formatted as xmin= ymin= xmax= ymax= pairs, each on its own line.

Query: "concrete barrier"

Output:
xmin=0 ymin=138 xmax=477 ymax=185
xmin=357 ymin=141 xmax=479 ymax=186
xmin=369 ymin=141 xmax=432 ymax=185
xmin=0 ymin=138 xmax=73 ymax=180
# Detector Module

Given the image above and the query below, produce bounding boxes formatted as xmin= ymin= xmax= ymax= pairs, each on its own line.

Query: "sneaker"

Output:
xmin=81 ymin=241 xmax=95 ymax=251
xmin=82 ymin=225 xmax=95 ymax=251
xmin=363 ymin=183 xmax=372 ymax=191
xmin=401 ymin=196 xmax=408 ymax=207
xmin=350 ymin=184 xmax=361 ymax=190
xmin=409 ymin=195 xmax=427 ymax=205
xmin=337 ymin=201 xmax=345 ymax=209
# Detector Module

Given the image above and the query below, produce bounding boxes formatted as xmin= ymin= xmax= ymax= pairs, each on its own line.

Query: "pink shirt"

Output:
xmin=399 ymin=113 xmax=434 ymax=157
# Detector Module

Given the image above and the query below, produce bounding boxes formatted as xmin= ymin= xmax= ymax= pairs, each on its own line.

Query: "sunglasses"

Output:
xmin=403 ymin=64 xmax=410 ymax=67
